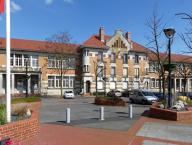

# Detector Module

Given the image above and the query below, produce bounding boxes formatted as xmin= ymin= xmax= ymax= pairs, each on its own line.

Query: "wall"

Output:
xmin=0 ymin=102 xmax=40 ymax=145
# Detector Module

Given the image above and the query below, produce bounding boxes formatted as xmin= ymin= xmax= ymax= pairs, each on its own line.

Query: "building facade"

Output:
xmin=0 ymin=27 xmax=192 ymax=96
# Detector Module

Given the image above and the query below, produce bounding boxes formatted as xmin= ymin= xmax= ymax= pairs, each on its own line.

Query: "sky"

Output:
xmin=0 ymin=0 xmax=192 ymax=54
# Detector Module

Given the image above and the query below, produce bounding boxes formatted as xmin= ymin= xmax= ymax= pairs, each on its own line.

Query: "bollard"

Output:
xmin=100 ymin=106 xmax=104 ymax=121
xmin=66 ymin=108 xmax=71 ymax=123
xmin=129 ymin=105 xmax=133 ymax=119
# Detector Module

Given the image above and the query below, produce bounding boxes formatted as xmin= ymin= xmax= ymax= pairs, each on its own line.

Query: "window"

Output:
xmin=68 ymin=58 xmax=76 ymax=69
xmin=111 ymin=53 xmax=116 ymax=63
xmin=55 ymin=76 xmax=61 ymax=88
xmin=63 ymin=76 xmax=69 ymax=88
xmin=69 ymin=77 xmax=74 ymax=88
xmin=83 ymin=65 xmax=89 ymax=72
xmin=135 ymin=54 xmax=139 ymax=64
xmin=15 ymin=54 xmax=22 ymax=66
xmin=48 ymin=76 xmax=55 ymax=87
xmin=123 ymin=54 xmax=128 ymax=64
xmin=134 ymin=68 xmax=139 ymax=78
xmin=84 ymin=50 xmax=89 ymax=56
xmin=123 ymin=68 xmax=128 ymax=77
xmin=11 ymin=54 xmax=13 ymax=66
xmin=156 ymin=79 xmax=159 ymax=88
xmin=24 ymin=55 xmax=30 ymax=66
xmin=97 ymin=51 xmax=103 ymax=62
xmin=98 ymin=66 xmax=103 ymax=77
xmin=145 ymin=68 xmax=149 ymax=75
xmin=111 ymin=67 xmax=116 ymax=77
xmin=151 ymin=78 xmax=155 ymax=88
xmin=32 ymin=56 xmax=38 ymax=67
xmin=48 ymin=56 xmax=55 ymax=68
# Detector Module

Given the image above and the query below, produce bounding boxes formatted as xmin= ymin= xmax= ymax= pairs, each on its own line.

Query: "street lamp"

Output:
xmin=163 ymin=28 xmax=176 ymax=108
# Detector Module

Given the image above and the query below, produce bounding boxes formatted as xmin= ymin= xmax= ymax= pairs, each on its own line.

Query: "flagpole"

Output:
xmin=6 ymin=0 xmax=11 ymax=122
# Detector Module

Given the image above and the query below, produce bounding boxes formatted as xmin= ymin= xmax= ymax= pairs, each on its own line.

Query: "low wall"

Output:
xmin=0 ymin=102 xmax=41 ymax=145
xmin=149 ymin=103 xmax=192 ymax=121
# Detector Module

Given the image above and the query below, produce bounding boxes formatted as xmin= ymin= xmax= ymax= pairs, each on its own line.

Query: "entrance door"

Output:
xmin=86 ymin=81 xmax=91 ymax=93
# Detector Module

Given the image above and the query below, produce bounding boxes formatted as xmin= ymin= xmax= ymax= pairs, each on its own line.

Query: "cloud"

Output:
xmin=11 ymin=1 xmax=22 ymax=13
xmin=63 ymin=0 xmax=74 ymax=4
xmin=45 ymin=0 xmax=53 ymax=5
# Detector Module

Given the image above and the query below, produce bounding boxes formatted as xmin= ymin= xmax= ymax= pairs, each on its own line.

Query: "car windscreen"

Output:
xmin=142 ymin=91 xmax=154 ymax=96
xmin=66 ymin=91 xmax=73 ymax=93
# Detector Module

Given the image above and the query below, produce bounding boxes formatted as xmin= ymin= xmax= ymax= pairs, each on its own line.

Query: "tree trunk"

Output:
xmin=183 ymin=78 xmax=187 ymax=95
xmin=96 ymin=75 xmax=98 ymax=97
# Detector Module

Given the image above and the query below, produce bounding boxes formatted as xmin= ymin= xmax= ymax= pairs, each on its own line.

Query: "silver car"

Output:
xmin=129 ymin=89 xmax=158 ymax=104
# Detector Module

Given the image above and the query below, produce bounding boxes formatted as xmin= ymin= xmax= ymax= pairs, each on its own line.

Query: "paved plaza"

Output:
xmin=137 ymin=122 xmax=192 ymax=144
xmin=40 ymin=96 xmax=149 ymax=130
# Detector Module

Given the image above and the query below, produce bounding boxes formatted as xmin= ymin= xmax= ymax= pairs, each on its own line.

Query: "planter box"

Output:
xmin=0 ymin=102 xmax=41 ymax=145
xmin=149 ymin=102 xmax=192 ymax=121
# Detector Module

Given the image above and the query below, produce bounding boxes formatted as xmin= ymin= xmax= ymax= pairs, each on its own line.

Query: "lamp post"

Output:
xmin=163 ymin=28 xmax=176 ymax=108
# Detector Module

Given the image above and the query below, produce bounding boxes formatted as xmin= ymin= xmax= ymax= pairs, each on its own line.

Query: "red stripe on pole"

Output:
xmin=0 ymin=0 xmax=4 ymax=13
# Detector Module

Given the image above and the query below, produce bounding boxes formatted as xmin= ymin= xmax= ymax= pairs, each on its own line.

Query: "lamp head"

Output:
xmin=164 ymin=28 xmax=176 ymax=39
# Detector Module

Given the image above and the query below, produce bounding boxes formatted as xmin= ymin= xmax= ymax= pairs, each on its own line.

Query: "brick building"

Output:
xmin=0 ymin=27 xmax=192 ymax=96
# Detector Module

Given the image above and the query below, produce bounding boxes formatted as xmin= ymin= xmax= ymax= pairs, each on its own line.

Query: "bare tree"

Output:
xmin=46 ymin=32 xmax=76 ymax=98
xmin=146 ymin=10 xmax=168 ymax=98
xmin=93 ymin=60 xmax=105 ymax=97
xmin=176 ymin=13 xmax=192 ymax=51
xmin=175 ymin=63 xmax=192 ymax=94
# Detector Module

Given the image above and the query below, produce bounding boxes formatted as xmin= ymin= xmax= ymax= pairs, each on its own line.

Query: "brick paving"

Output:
xmin=20 ymin=116 xmax=192 ymax=145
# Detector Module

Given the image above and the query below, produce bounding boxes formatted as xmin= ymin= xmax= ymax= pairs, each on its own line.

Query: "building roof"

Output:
xmin=0 ymin=37 xmax=80 ymax=54
xmin=83 ymin=34 xmax=149 ymax=53
xmin=148 ymin=51 xmax=192 ymax=63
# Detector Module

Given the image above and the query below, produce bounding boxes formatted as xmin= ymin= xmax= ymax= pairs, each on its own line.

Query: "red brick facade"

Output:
xmin=0 ymin=102 xmax=40 ymax=145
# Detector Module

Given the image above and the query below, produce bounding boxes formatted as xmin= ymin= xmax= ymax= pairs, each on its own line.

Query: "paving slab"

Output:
xmin=142 ymin=140 xmax=177 ymax=145
xmin=137 ymin=122 xmax=192 ymax=143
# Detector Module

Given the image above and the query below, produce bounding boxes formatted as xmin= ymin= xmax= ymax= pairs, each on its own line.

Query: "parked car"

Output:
xmin=121 ymin=90 xmax=129 ymax=97
xmin=129 ymin=89 xmax=158 ymax=104
xmin=186 ymin=92 xmax=192 ymax=100
xmin=64 ymin=91 xmax=75 ymax=99
xmin=107 ymin=90 xmax=122 ymax=98
xmin=152 ymin=92 xmax=164 ymax=99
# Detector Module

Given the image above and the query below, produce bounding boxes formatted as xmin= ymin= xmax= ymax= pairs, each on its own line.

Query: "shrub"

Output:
xmin=92 ymin=92 xmax=106 ymax=96
xmin=95 ymin=97 xmax=125 ymax=106
xmin=0 ymin=104 xmax=6 ymax=125
xmin=12 ymin=104 xmax=29 ymax=119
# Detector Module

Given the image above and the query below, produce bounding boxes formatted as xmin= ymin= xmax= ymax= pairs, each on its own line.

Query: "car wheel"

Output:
xmin=130 ymin=98 xmax=134 ymax=103
xmin=141 ymin=100 xmax=147 ymax=105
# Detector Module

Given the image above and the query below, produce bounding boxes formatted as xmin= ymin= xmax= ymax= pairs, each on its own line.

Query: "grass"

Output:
xmin=0 ymin=104 xmax=6 ymax=125
xmin=12 ymin=96 xmax=41 ymax=104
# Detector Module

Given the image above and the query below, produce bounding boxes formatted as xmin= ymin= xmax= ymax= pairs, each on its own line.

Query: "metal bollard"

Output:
xmin=129 ymin=105 xmax=133 ymax=119
xmin=100 ymin=106 xmax=104 ymax=121
xmin=66 ymin=108 xmax=71 ymax=123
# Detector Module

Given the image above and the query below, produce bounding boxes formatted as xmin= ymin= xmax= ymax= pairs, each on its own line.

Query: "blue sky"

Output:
xmin=0 ymin=0 xmax=192 ymax=53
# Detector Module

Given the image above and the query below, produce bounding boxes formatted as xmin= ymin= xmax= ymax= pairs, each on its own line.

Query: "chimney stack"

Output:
xmin=125 ymin=32 xmax=131 ymax=42
xmin=99 ymin=26 xmax=105 ymax=42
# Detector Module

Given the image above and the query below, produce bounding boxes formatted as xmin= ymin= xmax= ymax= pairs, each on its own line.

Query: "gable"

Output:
xmin=106 ymin=30 xmax=131 ymax=51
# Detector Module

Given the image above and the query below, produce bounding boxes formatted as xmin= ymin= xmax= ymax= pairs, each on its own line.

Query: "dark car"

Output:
xmin=186 ymin=92 xmax=192 ymax=100
xmin=107 ymin=90 xmax=122 ymax=98
xmin=153 ymin=92 xmax=164 ymax=99
xmin=122 ymin=90 xmax=129 ymax=97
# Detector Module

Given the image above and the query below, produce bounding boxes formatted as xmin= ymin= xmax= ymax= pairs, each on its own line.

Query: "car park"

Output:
xmin=107 ymin=90 xmax=122 ymax=98
xmin=129 ymin=89 xmax=158 ymax=104
xmin=64 ymin=91 xmax=75 ymax=99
